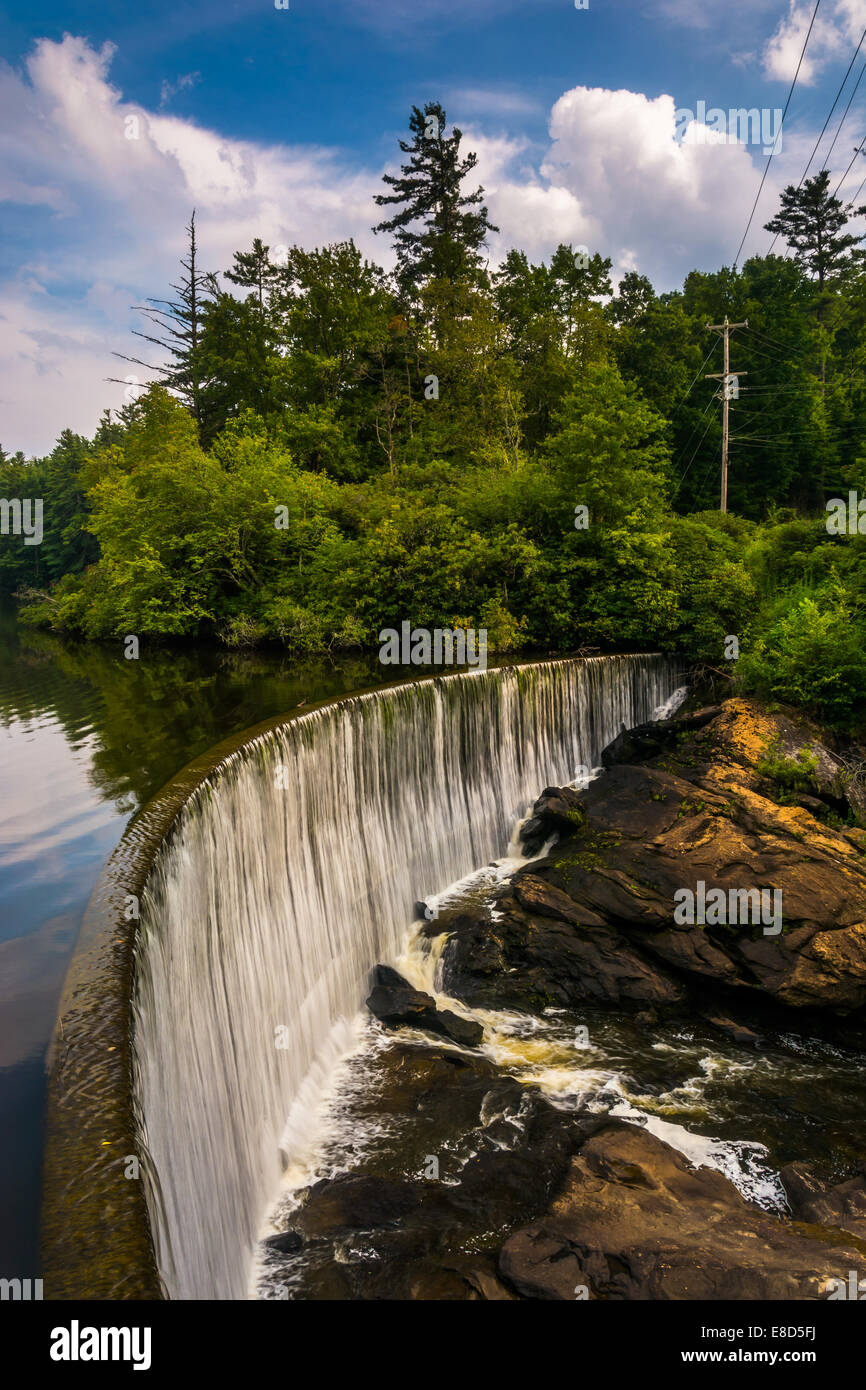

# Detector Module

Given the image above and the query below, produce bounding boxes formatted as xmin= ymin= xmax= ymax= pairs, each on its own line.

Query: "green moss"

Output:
xmin=756 ymin=735 xmax=819 ymax=793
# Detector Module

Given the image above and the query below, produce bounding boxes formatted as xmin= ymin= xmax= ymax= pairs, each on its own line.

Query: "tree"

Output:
xmin=224 ymin=237 xmax=282 ymax=309
xmin=373 ymin=102 xmax=498 ymax=301
xmin=493 ymin=245 xmax=611 ymax=449
xmin=114 ymin=211 xmax=218 ymax=435
xmin=763 ymin=170 xmax=865 ymax=290
xmin=607 ymin=271 xmax=656 ymax=326
xmin=197 ymin=291 xmax=288 ymax=443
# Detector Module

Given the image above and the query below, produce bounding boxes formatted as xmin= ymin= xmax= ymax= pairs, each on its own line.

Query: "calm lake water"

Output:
xmin=0 ymin=606 xmax=386 ymax=1274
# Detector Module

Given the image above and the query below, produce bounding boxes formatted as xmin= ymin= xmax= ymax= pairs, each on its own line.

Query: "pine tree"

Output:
xmin=224 ymin=237 xmax=282 ymax=308
xmin=113 ymin=211 xmax=217 ymax=432
xmin=373 ymin=102 xmax=498 ymax=301
xmin=764 ymin=170 xmax=865 ymax=289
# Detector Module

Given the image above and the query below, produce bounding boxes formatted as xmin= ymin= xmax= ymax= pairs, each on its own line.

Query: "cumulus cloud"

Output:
xmin=0 ymin=35 xmax=816 ymax=455
xmin=763 ymin=0 xmax=866 ymax=84
xmin=0 ymin=35 xmax=384 ymax=455
xmin=468 ymin=86 xmax=807 ymax=291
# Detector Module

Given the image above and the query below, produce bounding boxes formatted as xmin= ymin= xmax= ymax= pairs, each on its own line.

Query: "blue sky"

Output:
xmin=2 ymin=0 xmax=866 ymax=453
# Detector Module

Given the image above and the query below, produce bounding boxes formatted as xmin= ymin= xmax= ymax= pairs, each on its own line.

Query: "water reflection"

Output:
xmin=0 ymin=606 xmax=382 ymax=1271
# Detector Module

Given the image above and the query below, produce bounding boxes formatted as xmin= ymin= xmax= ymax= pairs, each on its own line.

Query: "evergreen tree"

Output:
xmin=763 ymin=170 xmax=865 ymax=290
xmin=114 ymin=211 xmax=218 ymax=434
xmin=224 ymin=237 xmax=282 ymax=308
xmin=373 ymin=102 xmax=498 ymax=300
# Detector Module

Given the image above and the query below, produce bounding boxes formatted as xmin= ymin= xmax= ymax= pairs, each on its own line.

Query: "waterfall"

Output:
xmin=132 ymin=654 xmax=682 ymax=1300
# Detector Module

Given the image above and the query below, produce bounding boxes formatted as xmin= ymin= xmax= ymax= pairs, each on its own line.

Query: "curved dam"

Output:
xmin=43 ymin=654 xmax=682 ymax=1301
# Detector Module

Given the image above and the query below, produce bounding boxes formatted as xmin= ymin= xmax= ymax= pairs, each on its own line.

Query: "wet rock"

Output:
xmin=418 ymin=905 xmax=484 ymax=941
xmin=506 ymin=702 xmax=866 ymax=1015
xmin=272 ymin=1041 xmax=588 ymax=1300
xmin=366 ymin=964 xmax=483 ymax=1047
xmin=512 ymin=874 xmax=586 ymax=925
xmin=263 ymin=1230 xmax=304 ymax=1254
xmin=706 ymin=1015 xmax=762 ymax=1045
xmin=737 ymin=925 xmax=866 ymax=1011
xmin=499 ymin=1122 xmax=866 ymax=1300
xmin=634 ymin=1009 xmax=658 ymax=1028
xmin=601 ymin=706 xmax=722 ymax=770
xmin=520 ymin=785 xmax=587 ymax=857
xmin=442 ymin=706 xmax=866 ymax=1012
xmin=441 ymin=897 xmax=684 ymax=1012
xmin=291 ymin=1174 xmax=425 ymax=1240
xmin=378 ymin=1256 xmax=517 ymax=1301
xmin=780 ymin=1162 xmax=866 ymax=1240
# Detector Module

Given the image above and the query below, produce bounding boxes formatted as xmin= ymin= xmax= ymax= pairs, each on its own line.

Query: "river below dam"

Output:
xmin=6 ymin=612 xmax=866 ymax=1300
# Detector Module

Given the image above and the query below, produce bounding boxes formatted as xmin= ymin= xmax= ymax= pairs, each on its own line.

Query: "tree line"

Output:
xmin=2 ymin=102 xmax=866 ymax=730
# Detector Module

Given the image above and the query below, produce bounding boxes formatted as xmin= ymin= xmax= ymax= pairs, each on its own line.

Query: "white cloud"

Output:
xmin=468 ymin=87 xmax=808 ymax=291
xmin=0 ymin=35 xmax=827 ymax=455
xmin=763 ymin=0 xmax=866 ymax=84
xmin=0 ymin=35 xmax=385 ymax=455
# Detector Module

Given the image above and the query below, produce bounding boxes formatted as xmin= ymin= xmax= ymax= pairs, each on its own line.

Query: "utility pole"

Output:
xmin=705 ymin=316 xmax=748 ymax=513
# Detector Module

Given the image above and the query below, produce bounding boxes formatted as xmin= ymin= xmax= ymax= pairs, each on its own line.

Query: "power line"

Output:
xmin=671 ymin=411 xmax=718 ymax=500
xmin=742 ymin=324 xmax=814 ymax=359
xmin=832 ymin=131 xmax=866 ymax=197
xmin=734 ymin=0 xmax=823 ymax=268
xmin=824 ymin=57 xmax=866 ymax=166
xmin=671 ymin=392 xmax=718 ymax=472
xmin=742 ymin=331 xmax=866 ymax=394
xmin=671 ymin=337 xmax=723 ymax=410
xmin=769 ymin=26 xmax=866 ymax=253
xmin=850 ymin=168 xmax=866 ymax=206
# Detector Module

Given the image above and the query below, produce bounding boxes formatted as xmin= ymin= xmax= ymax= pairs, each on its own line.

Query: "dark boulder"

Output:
xmin=705 ymin=1015 xmax=762 ymax=1045
xmin=512 ymin=873 xmax=586 ymax=925
xmin=780 ymin=1161 xmax=866 ymax=1241
xmin=262 ymin=1230 xmax=304 ymax=1254
xmin=499 ymin=1121 xmax=866 ymax=1300
xmin=290 ymin=1174 xmax=425 ymax=1240
xmin=601 ymin=706 xmax=723 ymax=769
xmin=520 ymin=785 xmax=587 ymax=856
xmin=440 ymin=896 xmax=684 ymax=1013
xmin=366 ymin=964 xmax=484 ymax=1047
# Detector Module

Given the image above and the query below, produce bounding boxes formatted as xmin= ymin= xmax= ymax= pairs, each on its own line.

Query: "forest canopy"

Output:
xmin=3 ymin=102 xmax=866 ymax=732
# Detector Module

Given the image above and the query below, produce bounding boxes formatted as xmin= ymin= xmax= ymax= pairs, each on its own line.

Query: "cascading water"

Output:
xmin=132 ymin=654 xmax=682 ymax=1300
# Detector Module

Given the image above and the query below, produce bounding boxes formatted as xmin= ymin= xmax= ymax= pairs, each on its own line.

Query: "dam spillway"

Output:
xmin=131 ymin=655 xmax=682 ymax=1300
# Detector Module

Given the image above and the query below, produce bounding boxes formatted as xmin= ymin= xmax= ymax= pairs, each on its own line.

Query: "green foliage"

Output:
xmin=8 ymin=106 xmax=866 ymax=741
xmin=738 ymin=590 xmax=866 ymax=730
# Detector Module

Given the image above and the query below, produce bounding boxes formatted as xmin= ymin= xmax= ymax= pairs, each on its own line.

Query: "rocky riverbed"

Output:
xmin=258 ymin=696 xmax=866 ymax=1300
